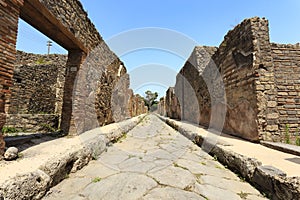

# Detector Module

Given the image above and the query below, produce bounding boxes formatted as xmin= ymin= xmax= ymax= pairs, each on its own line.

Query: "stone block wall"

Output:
xmin=0 ymin=0 xmax=147 ymax=155
xmin=212 ymin=17 xmax=262 ymax=141
xmin=157 ymin=97 xmax=166 ymax=116
xmin=168 ymin=18 xmax=262 ymax=141
xmin=175 ymin=46 xmax=218 ymax=125
xmin=96 ymin=59 xmax=128 ymax=126
xmin=3 ymin=51 xmax=66 ymax=133
xmin=128 ymin=93 xmax=148 ymax=117
xmin=271 ymin=43 xmax=300 ymax=142
xmin=0 ymin=0 xmax=24 ymax=155
xmin=162 ymin=17 xmax=300 ymax=143
xmin=4 ymin=114 xmax=58 ymax=134
xmin=165 ymin=87 xmax=181 ymax=120
xmin=8 ymin=51 xmax=67 ymax=114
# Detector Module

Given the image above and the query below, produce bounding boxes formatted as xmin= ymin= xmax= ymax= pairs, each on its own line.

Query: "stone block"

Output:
xmin=265 ymin=125 xmax=278 ymax=131
xmin=266 ymin=113 xmax=279 ymax=119
xmin=252 ymin=165 xmax=286 ymax=197
xmin=267 ymin=101 xmax=277 ymax=108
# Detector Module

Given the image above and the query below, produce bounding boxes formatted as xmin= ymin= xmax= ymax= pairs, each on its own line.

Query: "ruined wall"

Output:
xmin=8 ymin=51 xmax=67 ymax=114
xmin=212 ymin=18 xmax=262 ymax=141
xmin=175 ymin=46 xmax=217 ymax=125
xmin=129 ymin=94 xmax=148 ymax=117
xmin=2 ymin=51 xmax=66 ymax=133
xmin=165 ymin=87 xmax=181 ymax=120
xmin=0 ymin=0 xmax=24 ymax=155
xmin=170 ymin=18 xmax=261 ymax=141
xmin=163 ymin=17 xmax=300 ymax=143
xmin=157 ymin=97 xmax=166 ymax=116
xmin=39 ymin=0 xmax=103 ymax=50
xmin=271 ymin=43 xmax=300 ymax=142
xmin=96 ymin=59 xmax=128 ymax=126
xmin=4 ymin=114 xmax=58 ymax=134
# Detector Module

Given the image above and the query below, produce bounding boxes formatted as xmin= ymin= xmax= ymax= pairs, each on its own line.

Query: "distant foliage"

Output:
xmin=143 ymin=90 xmax=159 ymax=112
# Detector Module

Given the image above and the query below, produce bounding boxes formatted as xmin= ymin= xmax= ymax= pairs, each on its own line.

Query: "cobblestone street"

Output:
xmin=44 ymin=115 xmax=266 ymax=200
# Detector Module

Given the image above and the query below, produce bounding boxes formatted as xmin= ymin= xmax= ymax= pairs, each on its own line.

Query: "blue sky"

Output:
xmin=16 ymin=0 xmax=300 ymax=97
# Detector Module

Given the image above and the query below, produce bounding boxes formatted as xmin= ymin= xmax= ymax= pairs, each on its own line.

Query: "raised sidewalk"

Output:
xmin=157 ymin=115 xmax=300 ymax=200
xmin=0 ymin=115 xmax=145 ymax=199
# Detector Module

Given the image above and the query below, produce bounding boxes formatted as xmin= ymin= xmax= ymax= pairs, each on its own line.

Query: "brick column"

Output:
xmin=0 ymin=0 xmax=24 ymax=156
xmin=60 ymin=50 xmax=86 ymax=135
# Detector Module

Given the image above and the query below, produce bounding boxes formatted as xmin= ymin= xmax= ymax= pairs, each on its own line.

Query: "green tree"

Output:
xmin=144 ymin=90 xmax=158 ymax=111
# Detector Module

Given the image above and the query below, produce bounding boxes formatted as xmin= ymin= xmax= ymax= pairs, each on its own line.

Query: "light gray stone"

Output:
xmin=143 ymin=187 xmax=206 ymax=200
xmin=81 ymin=172 xmax=157 ymax=200
xmin=4 ymin=147 xmax=19 ymax=161
xmin=0 ymin=170 xmax=50 ymax=200
xmin=194 ymin=183 xmax=241 ymax=200
xmin=147 ymin=166 xmax=196 ymax=190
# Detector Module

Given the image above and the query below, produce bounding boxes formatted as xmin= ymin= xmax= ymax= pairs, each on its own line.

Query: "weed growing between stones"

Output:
xmin=40 ymin=123 xmax=58 ymax=132
xmin=92 ymin=177 xmax=101 ymax=183
xmin=285 ymin=124 xmax=290 ymax=144
xmin=296 ymin=137 xmax=300 ymax=146
xmin=200 ymin=161 xmax=206 ymax=165
xmin=2 ymin=126 xmax=18 ymax=135
xmin=237 ymin=191 xmax=248 ymax=199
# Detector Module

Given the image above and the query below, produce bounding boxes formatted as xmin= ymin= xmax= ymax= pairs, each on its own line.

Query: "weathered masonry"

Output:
xmin=159 ymin=17 xmax=300 ymax=144
xmin=0 ymin=0 xmax=146 ymax=155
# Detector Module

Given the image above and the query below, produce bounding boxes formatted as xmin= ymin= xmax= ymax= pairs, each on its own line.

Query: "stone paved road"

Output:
xmin=44 ymin=115 xmax=267 ymax=200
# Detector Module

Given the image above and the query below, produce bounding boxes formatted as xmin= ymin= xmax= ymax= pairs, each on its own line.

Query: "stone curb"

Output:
xmin=260 ymin=141 xmax=300 ymax=157
xmin=157 ymin=115 xmax=300 ymax=200
xmin=0 ymin=114 xmax=146 ymax=200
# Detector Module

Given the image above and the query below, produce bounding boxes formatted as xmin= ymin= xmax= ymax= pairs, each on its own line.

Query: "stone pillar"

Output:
xmin=0 ymin=0 xmax=24 ymax=156
xmin=60 ymin=50 xmax=86 ymax=135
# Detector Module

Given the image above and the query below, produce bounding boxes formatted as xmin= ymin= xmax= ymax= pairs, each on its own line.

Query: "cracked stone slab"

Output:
xmin=147 ymin=166 xmax=196 ymax=190
xmin=143 ymin=187 xmax=206 ymax=200
xmin=176 ymin=158 xmax=240 ymax=181
xmin=43 ymin=115 xmax=268 ymax=200
xmin=193 ymin=183 xmax=242 ymax=200
xmin=200 ymin=175 xmax=261 ymax=195
xmin=80 ymin=172 xmax=157 ymax=200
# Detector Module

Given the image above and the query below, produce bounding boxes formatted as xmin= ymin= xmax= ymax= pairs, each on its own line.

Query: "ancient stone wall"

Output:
xmin=165 ymin=87 xmax=181 ymax=120
xmin=271 ymin=43 xmax=300 ymax=142
xmin=4 ymin=114 xmax=58 ymax=134
xmin=212 ymin=18 xmax=262 ymax=141
xmin=157 ymin=97 xmax=166 ymax=116
xmin=175 ymin=46 xmax=217 ymax=125
xmin=129 ymin=94 xmax=148 ymax=117
xmin=0 ymin=0 xmax=24 ymax=155
xmin=2 ymin=51 xmax=66 ymax=133
xmin=162 ymin=17 xmax=300 ymax=143
xmin=39 ymin=0 xmax=103 ymax=50
xmin=8 ymin=51 xmax=67 ymax=114
xmin=0 ymin=0 xmax=147 ymax=154
xmin=170 ymin=18 xmax=261 ymax=141
xmin=96 ymin=59 xmax=128 ymax=126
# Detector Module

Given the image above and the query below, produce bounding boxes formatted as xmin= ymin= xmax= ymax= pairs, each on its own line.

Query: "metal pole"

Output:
xmin=47 ymin=41 xmax=52 ymax=55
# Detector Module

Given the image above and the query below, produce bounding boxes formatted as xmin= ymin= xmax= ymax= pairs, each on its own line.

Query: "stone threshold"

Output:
xmin=0 ymin=114 xmax=146 ymax=200
xmin=156 ymin=114 xmax=300 ymax=200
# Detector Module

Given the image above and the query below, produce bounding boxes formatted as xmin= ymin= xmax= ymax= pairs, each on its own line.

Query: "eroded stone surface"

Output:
xmin=44 ymin=115 xmax=266 ymax=200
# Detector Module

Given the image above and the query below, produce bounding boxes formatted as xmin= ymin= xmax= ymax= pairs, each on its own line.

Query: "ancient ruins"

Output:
xmin=0 ymin=0 xmax=299 ymax=199
xmin=0 ymin=0 xmax=146 ymax=155
xmin=159 ymin=17 xmax=300 ymax=144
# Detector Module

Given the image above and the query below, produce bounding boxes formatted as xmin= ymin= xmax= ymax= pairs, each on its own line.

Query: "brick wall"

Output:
xmin=0 ymin=0 xmax=24 ymax=155
xmin=271 ymin=43 xmax=300 ymax=142
xmin=213 ymin=18 xmax=261 ymax=141
xmin=161 ymin=17 xmax=300 ymax=143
